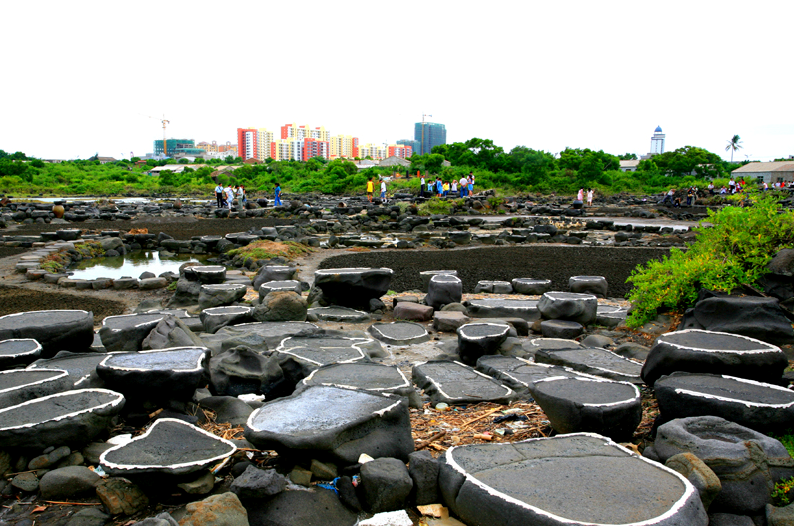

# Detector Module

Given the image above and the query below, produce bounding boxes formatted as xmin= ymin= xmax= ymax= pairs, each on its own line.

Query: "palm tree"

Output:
xmin=726 ymin=135 xmax=743 ymax=163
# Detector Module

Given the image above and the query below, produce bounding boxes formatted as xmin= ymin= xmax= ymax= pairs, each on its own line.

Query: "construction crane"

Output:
xmin=161 ymin=116 xmax=170 ymax=157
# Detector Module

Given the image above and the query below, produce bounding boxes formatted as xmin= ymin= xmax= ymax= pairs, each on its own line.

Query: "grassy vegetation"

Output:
xmin=39 ymin=241 xmax=104 ymax=273
xmin=226 ymin=240 xmax=315 ymax=263
xmin=625 ymin=193 xmax=794 ymax=326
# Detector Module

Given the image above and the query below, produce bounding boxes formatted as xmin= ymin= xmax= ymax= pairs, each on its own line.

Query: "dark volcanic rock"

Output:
xmin=274 ymin=336 xmax=371 ymax=384
xmin=535 ymin=347 xmax=643 ymax=384
xmin=641 ymin=329 xmax=787 ymax=386
xmin=0 ymin=310 xmax=94 ymax=357
xmin=0 ymin=368 xmax=71 ymax=409
xmin=96 ymin=347 xmax=209 ymax=400
xmin=0 ymin=388 xmax=125 ymax=449
xmin=245 ymin=385 xmax=414 ymax=464
xmin=359 ymin=457 xmax=413 ymax=513
xmin=368 ymin=321 xmax=430 ymax=346
xmin=252 ymin=265 xmax=297 ymax=291
xmin=652 ymin=416 xmax=794 ymax=516
xmin=244 ymin=488 xmax=357 ymax=526
xmin=655 ymin=372 xmax=794 ymax=432
xmin=27 ymin=351 xmax=109 ymax=389
xmin=99 ymin=313 xmax=166 ymax=353
xmin=679 ymin=296 xmax=794 ymax=345
xmin=511 ymin=278 xmax=551 ymax=295
xmin=568 ymin=275 xmax=608 ymax=297
xmin=100 ymin=418 xmax=236 ymax=476
xmin=464 ymin=299 xmax=540 ymax=321
xmin=200 ymin=306 xmax=253 ymax=334
xmin=537 ymin=292 xmax=598 ymax=325
xmin=530 ymin=377 xmax=642 ymax=440
xmin=412 ymin=360 xmax=514 ymax=405
xmin=297 ymin=363 xmax=416 ymax=401
xmin=425 ymin=274 xmax=463 ymax=309
xmin=457 ymin=322 xmax=510 ymax=365
xmin=440 ymin=434 xmax=706 ymax=526
xmin=476 ymin=355 xmax=583 ymax=396
xmin=0 ymin=338 xmax=42 ymax=369
xmin=209 ymin=346 xmax=286 ymax=398
xmin=313 ymin=267 xmax=393 ymax=310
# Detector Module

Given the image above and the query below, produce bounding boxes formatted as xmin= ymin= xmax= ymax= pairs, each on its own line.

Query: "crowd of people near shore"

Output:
xmin=660 ymin=178 xmax=794 ymax=207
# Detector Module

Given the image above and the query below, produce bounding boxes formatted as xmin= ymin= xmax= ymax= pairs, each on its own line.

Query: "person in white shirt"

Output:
xmin=420 ymin=175 xmax=425 ymax=198
xmin=215 ymin=183 xmax=224 ymax=208
xmin=460 ymin=176 xmax=468 ymax=197
xmin=380 ymin=179 xmax=387 ymax=200
xmin=225 ymin=185 xmax=234 ymax=210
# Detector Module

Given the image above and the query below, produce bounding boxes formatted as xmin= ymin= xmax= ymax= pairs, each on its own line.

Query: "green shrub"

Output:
xmin=417 ymin=197 xmax=453 ymax=216
xmin=625 ymin=193 xmax=794 ymax=327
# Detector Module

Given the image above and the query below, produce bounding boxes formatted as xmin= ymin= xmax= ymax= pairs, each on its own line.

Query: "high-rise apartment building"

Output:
xmin=330 ymin=135 xmax=359 ymax=159
xmin=154 ymin=139 xmax=200 ymax=157
xmin=236 ymin=128 xmax=258 ymax=161
xmin=303 ymin=138 xmax=330 ymax=161
xmin=397 ymin=139 xmax=418 ymax=157
xmin=256 ymin=129 xmax=275 ymax=161
xmin=358 ymin=143 xmax=388 ymax=161
xmin=414 ymin=122 xmax=446 ymax=155
xmin=388 ymin=144 xmax=412 ymax=159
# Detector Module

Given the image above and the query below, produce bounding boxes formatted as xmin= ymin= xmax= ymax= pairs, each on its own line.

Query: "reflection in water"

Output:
xmin=69 ymin=251 xmax=208 ymax=280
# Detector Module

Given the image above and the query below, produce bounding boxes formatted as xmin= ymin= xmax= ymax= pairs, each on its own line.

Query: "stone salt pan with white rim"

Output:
xmin=274 ymin=336 xmax=372 ymax=383
xmin=412 ymin=360 xmax=514 ymax=406
xmin=419 ymin=270 xmax=458 ymax=292
xmin=199 ymin=283 xmax=248 ymax=310
xmin=464 ymin=299 xmax=540 ymax=322
xmin=439 ymin=433 xmax=707 ymax=526
xmin=96 ymin=347 xmax=210 ymax=400
xmin=185 ymin=265 xmax=226 ymax=284
xmin=199 ymin=305 xmax=253 ymax=334
xmin=654 ymin=372 xmax=794 ymax=433
xmin=457 ymin=322 xmax=511 ymax=366
xmin=259 ymin=280 xmax=302 ymax=300
xmin=308 ymin=306 xmax=371 ymax=323
xmin=641 ymin=329 xmax=787 ymax=386
xmin=0 ymin=338 xmax=42 ymax=369
xmin=0 ymin=310 xmax=94 ymax=358
xmin=28 ymin=352 xmax=111 ymax=388
xmin=537 ymin=292 xmax=598 ymax=325
xmin=100 ymin=418 xmax=236 ymax=476
xmin=0 ymin=368 xmax=71 ymax=409
xmin=511 ymin=278 xmax=552 ymax=295
xmin=0 ymin=388 xmax=125 ymax=449
xmin=535 ymin=347 xmax=643 ymax=384
xmin=99 ymin=313 xmax=167 ymax=353
xmin=475 ymin=355 xmax=586 ymax=396
xmin=368 ymin=321 xmax=430 ymax=346
xmin=313 ymin=267 xmax=393 ymax=309
xmin=244 ymin=385 xmax=414 ymax=464
xmin=296 ymin=362 xmax=416 ymax=400
xmin=530 ymin=377 xmax=642 ymax=441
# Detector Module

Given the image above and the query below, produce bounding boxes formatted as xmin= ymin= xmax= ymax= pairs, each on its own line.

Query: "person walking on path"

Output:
xmin=661 ymin=188 xmax=674 ymax=205
xmin=380 ymin=178 xmax=387 ymax=200
xmin=274 ymin=182 xmax=282 ymax=206
xmin=419 ymin=175 xmax=425 ymax=198
xmin=366 ymin=177 xmax=374 ymax=202
xmin=236 ymin=185 xmax=245 ymax=210
xmin=225 ymin=185 xmax=235 ymax=210
xmin=586 ymin=188 xmax=594 ymax=207
xmin=215 ymin=183 xmax=224 ymax=208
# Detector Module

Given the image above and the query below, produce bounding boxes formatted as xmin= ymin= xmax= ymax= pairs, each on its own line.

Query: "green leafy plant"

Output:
xmin=227 ymin=240 xmax=314 ymax=263
xmin=625 ymin=193 xmax=794 ymax=327
xmin=770 ymin=430 xmax=794 ymax=458
xmin=773 ymin=476 xmax=794 ymax=506
xmin=417 ymin=197 xmax=453 ymax=216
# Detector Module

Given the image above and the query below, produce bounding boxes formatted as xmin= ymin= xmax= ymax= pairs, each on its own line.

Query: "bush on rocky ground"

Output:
xmin=626 ymin=193 xmax=794 ymax=327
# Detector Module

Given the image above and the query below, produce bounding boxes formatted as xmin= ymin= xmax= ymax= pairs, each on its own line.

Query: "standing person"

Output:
xmin=419 ymin=174 xmax=425 ymax=198
xmin=586 ymin=188 xmax=594 ymax=207
xmin=729 ymin=178 xmax=736 ymax=194
xmin=236 ymin=184 xmax=245 ymax=209
xmin=380 ymin=178 xmax=387 ymax=200
xmin=214 ymin=182 xmax=224 ymax=208
xmin=662 ymin=188 xmax=674 ymax=205
xmin=225 ymin=184 xmax=235 ymax=210
xmin=576 ymin=188 xmax=584 ymax=202
xmin=366 ymin=177 xmax=374 ymax=202
xmin=708 ymin=182 xmax=715 ymax=195
xmin=274 ymin=182 xmax=282 ymax=206
xmin=686 ymin=187 xmax=694 ymax=206
xmin=436 ymin=177 xmax=443 ymax=197
xmin=460 ymin=175 xmax=468 ymax=197
xmin=451 ymin=178 xmax=458 ymax=196
xmin=467 ymin=173 xmax=474 ymax=196
xmin=443 ymin=180 xmax=449 ymax=196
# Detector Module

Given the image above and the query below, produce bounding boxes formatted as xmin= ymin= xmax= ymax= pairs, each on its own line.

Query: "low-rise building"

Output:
xmin=731 ymin=161 xmax=794 ymax=184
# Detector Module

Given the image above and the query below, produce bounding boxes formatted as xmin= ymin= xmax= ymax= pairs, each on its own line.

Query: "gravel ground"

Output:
xmin=318 ymin=245 xmax=670 ymax=298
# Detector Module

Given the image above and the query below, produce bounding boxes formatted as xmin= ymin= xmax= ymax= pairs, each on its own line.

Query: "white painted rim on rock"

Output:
xmin=444 ymin=432 xmax=701 ymax=526
xmin=533 ymin=376 xmax=641 ymax=408
xmin=301 ymin=363 xmax=411 ymax=392
xmin=0 ymin=388 xmax=125 ymax=431
xmin=99 ymin=417 xmax=236 ymax=471
xmin=415 ymin=360 xmax=514 ymax=401
xmin=457 ymin=322 xmax=511 ymax=340
xmin=0 ymin=338 xmax=43 ymax=358
xmin=98 ymin=347 xmax=209 ymax=373
xmin=0 ymin=368 xmax=69 ymax=394
xmin=655 ymin=329 xmax=781 ymax=355
xmin=670 ymin=374 xmax=794 ymax=409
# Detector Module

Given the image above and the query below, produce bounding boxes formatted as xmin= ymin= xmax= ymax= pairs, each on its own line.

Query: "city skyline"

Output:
xmin=1 ymin=2 xmax=791 ymax=162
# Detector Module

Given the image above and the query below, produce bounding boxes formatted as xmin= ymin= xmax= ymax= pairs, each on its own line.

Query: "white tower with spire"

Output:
xmin=650 ymin=126 xmax=665 ymax=155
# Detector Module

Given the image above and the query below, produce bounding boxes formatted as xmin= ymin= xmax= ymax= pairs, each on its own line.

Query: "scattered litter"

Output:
xmin=493 ymin=414 xmax=528 ymax=424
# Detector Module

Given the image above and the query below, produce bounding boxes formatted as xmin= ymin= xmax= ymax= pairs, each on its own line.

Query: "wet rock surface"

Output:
xmin=412 ymin=360 xmax=514 ymax=405
xmin=535 ymin=347 xmax=643 ymax=384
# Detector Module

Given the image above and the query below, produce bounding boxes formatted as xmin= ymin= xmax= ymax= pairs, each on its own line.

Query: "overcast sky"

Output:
xmin=2 ymin=1 xmax=791 ymax=162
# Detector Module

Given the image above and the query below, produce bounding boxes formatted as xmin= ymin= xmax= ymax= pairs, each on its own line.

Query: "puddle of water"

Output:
xmin=68 ymin=251 xmax=209 ymax=280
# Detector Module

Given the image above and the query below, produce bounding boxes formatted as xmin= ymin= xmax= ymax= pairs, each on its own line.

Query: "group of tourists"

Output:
xmin=214 ymin=183 xmax=247 ymax=210
xmin=576 ymin=188 xmax=595 ymax=206
xmin=417 ymin=173 xmax=475 ymax=199
xmin=366 ymin=177 xmax=388 ymax=202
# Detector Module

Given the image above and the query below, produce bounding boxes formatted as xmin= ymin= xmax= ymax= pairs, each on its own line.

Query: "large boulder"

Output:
xmin=537 ymin=292 xmax=598 ymax=325
xmin=0 ymin=389 xmax=125 ymax=449
xmin=649 ymin=416 xmax=794 ymax=516
xmin=200 ymin=306 xmax=253 ymax=334
xmin=530 ymin=377 xmax=642 ymax=441
xmin=141 ymin=315 xmax=205 ymax=350
xmin=0 ymin=338 xmax=42 ymax=369
xmin=199 ymin=283 xmax=248 ymax=310
xmin=368 ymin=322 xmax=430 ymax=346
xmin=412 ymin=360 xmax=514 ymax=406
xmin=654 ymin=372 xmax=794 ymax=433
xmin=464 ymin=299 xmax=540 ymax=322
xmin=475 ymin=355 xmax=583 ymax=396
xmin=535 ymin=347 xmax=643 ymax=384
xmin=760 ymin=249 xmax=794 ymax=301
xmin=253 ymin=265 xmax=297 ymax=291
xmin=0 ymin=368 xmax=71 ymax=409
xmin=252 ymin=291 xmax=308 ymax=322
xmin=641 ymin=329 xmax=787 ymax=386
xmin=99 ymin=313 xmax=166 ymax=353
xmin=244 ymin=385 xmax=414 ymax=464
xmin=457 ymin=323 xmax=510 ymax=366
xmin=313 ymin=268 xmax=392 ymax=310
xmin=296 ymin=363 xmax=417 ymax=403
xmin=100 ymin=418 xmax=236 ymax=476
xmin=165 ymin=277 xmax=202 ymax=308
xmin=209 ymin=346 xmax=286 ymax=398
xmin=679 ymin=296 xmax=794 ymax=345
xmin=359 ymin=457 xmax=413 ymax=513
xmin=0 ymin=310 xmax=94 ymax=358
xmin=568 ymin=275 xmax=608 ymax=297
xmin=27 ymin=351 xmax=109 ymax=389
xmin=425 ymin=274 xmax=463 ymax=310
xmin=244 ymin=488 xmax=356 ymax=526
xmin=440 ymin=434 xmax=707 ymax=526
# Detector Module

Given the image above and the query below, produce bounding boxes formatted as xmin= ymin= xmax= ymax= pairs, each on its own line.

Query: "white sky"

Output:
xmin=2 ymin=1 xmax=792 ymax=162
